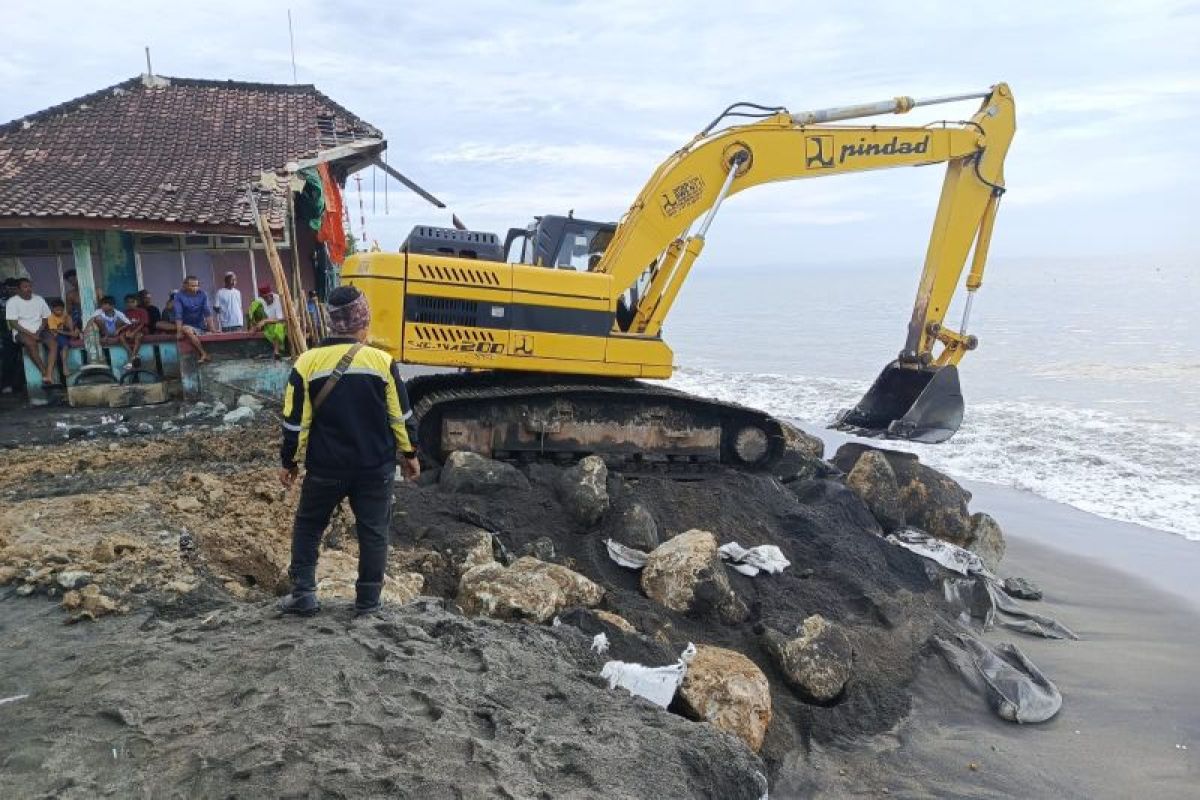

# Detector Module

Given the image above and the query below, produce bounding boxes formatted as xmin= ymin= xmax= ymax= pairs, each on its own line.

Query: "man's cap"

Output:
xmin=258 ymin=284 xmax=272 ymax=294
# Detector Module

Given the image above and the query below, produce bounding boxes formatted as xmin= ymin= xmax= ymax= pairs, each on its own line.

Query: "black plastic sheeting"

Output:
xmin=933 ymin=634 xmax=1063 ymax=723
xmin=943 ymin=575 xmax=1079 ymax=640
xmin=882 ymin=528 xmax=1074 ymax=723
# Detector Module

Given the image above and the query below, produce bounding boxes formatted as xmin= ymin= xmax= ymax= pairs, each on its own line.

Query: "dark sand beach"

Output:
xmin=780 ymin=485 xmax=1200 ymax=799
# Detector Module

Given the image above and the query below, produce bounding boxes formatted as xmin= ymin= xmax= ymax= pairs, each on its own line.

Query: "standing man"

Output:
xmin=214 ymin=272 xmax=245 ymax=332
xmin=277 ymin=286 xmax=420 ymax=617
xmin=249 ymin=283 xmax=288 ymax=359
xmin=0 ymin=279 xmax=25 ymax=392
xmin=62 ymin=269 xmax=82 ymax=329
xmin=4 ymin=277 xmax=57 ymax=387
xmin=172 ymin=275 xmax=215 ymax=363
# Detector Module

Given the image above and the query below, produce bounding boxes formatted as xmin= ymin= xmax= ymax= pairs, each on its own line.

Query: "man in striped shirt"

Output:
xmin=277 ymin=285 xmax=419 ymax=617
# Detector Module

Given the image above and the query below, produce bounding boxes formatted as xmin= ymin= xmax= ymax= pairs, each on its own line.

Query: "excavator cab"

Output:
xmin=504 ymin=214 xmax=615 ymax=271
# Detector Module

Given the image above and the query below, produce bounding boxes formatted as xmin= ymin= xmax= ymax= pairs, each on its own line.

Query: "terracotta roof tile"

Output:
xmin=0 ymin=76 xmax=380 ymax=231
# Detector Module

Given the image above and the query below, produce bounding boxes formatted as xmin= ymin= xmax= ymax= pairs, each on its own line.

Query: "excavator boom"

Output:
xmin=345 ymin=84 xmax=1016 ymax=465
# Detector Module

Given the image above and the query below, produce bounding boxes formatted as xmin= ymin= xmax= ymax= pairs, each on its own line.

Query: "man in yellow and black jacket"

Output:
xmin=277 ymin=285 xmax=419 ymax=617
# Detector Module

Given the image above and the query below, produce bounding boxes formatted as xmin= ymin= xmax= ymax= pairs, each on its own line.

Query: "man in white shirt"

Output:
xmin=4 ymin=277 xmax=57 ymax=386
xmin=214 ymin=272 xmax=244 ymax=332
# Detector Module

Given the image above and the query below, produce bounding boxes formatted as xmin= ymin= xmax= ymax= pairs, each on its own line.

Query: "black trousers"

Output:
xmin=289 ymin=465 xmax=394 ymax=607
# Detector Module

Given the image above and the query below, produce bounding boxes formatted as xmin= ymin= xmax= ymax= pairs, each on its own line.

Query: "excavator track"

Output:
xmin=406 ymin=371 xmax=790 ymax=477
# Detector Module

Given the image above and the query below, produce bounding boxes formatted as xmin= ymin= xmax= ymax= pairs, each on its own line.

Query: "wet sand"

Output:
xmin=780 ymin=484 xmax=1200 ymax=799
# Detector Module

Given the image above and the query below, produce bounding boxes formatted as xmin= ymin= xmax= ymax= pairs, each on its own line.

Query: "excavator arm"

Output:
xmin=596 ymin=83 xmax=1015 ymax=441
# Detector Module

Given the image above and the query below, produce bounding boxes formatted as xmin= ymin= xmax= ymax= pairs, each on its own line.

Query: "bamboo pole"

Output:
xmin=246 ymin=188 xmax=307 ymax=355
xmin=285 ymin=189 xmax=314 ymax=345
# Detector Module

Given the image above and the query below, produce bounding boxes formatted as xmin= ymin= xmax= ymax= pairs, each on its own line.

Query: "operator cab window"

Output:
xmin=554 ymin=225 xmax=613 ymax=271
xmin=506 ymin=231 xmax=530 ymax=264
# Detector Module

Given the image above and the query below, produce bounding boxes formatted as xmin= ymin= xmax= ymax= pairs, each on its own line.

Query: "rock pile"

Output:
xmin=834 ymin=443 xmax=1008 ymax=568
xmin=0 ymin=415 xmax=1022 ymax=790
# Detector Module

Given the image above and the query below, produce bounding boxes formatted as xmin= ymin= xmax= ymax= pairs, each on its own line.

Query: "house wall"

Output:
xmin=0 ymin=231 xmax=304 ymax=317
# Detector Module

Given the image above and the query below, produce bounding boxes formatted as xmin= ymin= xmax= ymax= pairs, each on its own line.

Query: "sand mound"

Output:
xmin=0 ymin=597 xmax=767 ymax=799
xmin=0 ymin=419 xmax=1006 ymax=792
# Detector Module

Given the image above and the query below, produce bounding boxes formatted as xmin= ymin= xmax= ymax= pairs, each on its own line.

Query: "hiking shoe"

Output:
xmin=353 ymin=603 xmax=383 ymax=618
xmin=277 ymin=592 xmax=320 ymax=617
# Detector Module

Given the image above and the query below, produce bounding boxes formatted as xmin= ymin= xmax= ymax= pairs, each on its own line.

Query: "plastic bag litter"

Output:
xmin=590 ymin=632 xmax=610 ymax=654
xmin=600 ymin=643 xmax=697 ymax=708
xmin=933 ymin=634 xmax=1062 ymax=723
xmin=941 ymin=573 xmax=1077 ymax=641
xmin=605 ymin=539 xmax=649 ymax=569
xmin=886 ymin=528 xmax=986 ymax=576
xmin=718 ymin=542 xmax=791 ymax=576
xmin=888 ymin=530 xmax=1077 ymax=640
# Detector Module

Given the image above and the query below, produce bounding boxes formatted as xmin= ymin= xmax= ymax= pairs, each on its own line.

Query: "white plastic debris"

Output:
xmin=885 ymin=528 xmax=986 ymax=576
xmin=222 ymin=406 xmax=256 ymax=425
xmin=605 ymin=539 xmax=649 ymax=569
xmin=718 ymin=542 xmax=791 ymax=576
xmin=590 ymin=632 xmax=610 ymax=654
xmin=600 ymin=643 xmax=697 ymax=708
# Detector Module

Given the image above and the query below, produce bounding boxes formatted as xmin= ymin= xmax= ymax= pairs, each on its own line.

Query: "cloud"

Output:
xmin=1 ymin=0 xmax=1196 ymax=261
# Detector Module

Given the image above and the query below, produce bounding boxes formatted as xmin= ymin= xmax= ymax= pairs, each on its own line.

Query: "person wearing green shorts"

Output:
xmin=249 ymin=284 xmax=288 ymax=358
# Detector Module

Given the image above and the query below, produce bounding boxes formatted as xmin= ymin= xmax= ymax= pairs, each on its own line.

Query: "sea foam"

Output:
xmin=667 ymin=366 xmax=1200 ymax=541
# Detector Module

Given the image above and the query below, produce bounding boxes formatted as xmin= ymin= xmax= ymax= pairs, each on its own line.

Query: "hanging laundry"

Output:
xmin=295 ymin=168 xmax=326 ymax=231
xmin=316 ymin=163 xmax=348 ymax=265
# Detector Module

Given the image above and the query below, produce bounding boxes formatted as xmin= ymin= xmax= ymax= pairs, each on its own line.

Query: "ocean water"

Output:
xmin=661 ymin=257 xmax=1200 ymax=541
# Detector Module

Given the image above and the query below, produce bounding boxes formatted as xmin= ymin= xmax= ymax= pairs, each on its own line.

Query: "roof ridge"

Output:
xmin=0 ymin=75 xmax=381 ymax=137
xmin=0 ymin=76 xmax=143 ymax=135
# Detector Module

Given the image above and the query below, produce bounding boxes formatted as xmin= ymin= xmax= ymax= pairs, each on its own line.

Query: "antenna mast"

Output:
xmin=144 ymin=46 xmax=153 ymax=77
xmin=287 ymin=10 xmax=298 ymax=83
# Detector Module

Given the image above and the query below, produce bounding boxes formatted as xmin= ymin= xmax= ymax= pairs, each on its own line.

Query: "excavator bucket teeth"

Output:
xmin=832 ymin=363 xmax=963 ymax=444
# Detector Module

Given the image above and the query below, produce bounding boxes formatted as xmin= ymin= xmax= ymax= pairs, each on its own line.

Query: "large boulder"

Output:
xmin=844 ymin=449 xmax=906 ymax=531
xmin=679 ymin=645 xmax=772 ymax=753
xmin=833 ymin=444 xmax=972 ymax=545
xmin=965 ymin=512 xmax=1006 ymax=571
xmin=457 ymin=556 xmax=603 ymax=623
xmin=641 ymin=530 xmax=747 ymax=624
xmin=762 ymin=615 xmax=853 ymax=703
xmin=558 ymin=455 xmax=610 ymax=527
xmin=774 ymin=422 xmax=827 ymax=482
xmin=609 ymin=501 xmax=660 ymax=552
xmin=439 ymin=451 xmax=530 ymax=495
xmin=316 ymin=551 xmax=424 ymax=605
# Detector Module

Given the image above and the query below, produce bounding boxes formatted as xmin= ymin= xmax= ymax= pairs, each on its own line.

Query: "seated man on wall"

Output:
xmin=84 ymin=295 xmax=143 ymax=371
xmin=249 ymin=283 xmax=288 ymax=359
xmin=138 ymin=289 xmax=163 ymax=332
xmin=172 ymin=275 xmax=215 ymax=363
xmin=4 ymin=277 xmax=57 ymax=387
xmin=124 ymin=294 xmax=150 ymax=336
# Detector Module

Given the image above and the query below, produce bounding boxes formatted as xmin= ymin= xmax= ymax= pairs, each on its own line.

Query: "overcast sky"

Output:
xmin=3 ymin=0 xmax=1198 ymax=267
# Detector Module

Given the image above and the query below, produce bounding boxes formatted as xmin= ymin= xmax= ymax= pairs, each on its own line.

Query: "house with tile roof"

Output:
xmin=0 ymin=73 xmax=440 ymax=403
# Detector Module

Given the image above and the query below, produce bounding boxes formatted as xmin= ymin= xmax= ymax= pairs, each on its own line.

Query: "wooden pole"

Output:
xmin=285 ymin=189 xmax=314 ymax=345
xmin=246 ymin=188 xmax=307 ymax=355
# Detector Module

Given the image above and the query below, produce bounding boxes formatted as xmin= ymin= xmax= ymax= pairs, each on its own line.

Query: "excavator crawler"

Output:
xmin=346 ymin=84 xmax=1015 ymax=471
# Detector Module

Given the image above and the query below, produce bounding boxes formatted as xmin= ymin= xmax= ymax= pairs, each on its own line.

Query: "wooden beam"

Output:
xmin=370 ymin=157 xmax=446 ymax=209
xmin=246 ymin=189 xmax=307 ymax=356
xmin=292 ymin=138 xmax=384 ymax=170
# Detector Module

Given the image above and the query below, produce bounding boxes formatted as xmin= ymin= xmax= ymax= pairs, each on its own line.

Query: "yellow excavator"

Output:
xmin=344 ymin=83 xmax=1015 ymax=473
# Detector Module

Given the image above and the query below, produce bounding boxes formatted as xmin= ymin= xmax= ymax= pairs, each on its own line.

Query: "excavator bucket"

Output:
xmin=832 ymin=362 xmax=963 ymax=444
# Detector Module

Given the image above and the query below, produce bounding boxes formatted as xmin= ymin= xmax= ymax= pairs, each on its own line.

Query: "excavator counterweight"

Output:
xmin=346 ymin=84 xmax=1015 ymax=468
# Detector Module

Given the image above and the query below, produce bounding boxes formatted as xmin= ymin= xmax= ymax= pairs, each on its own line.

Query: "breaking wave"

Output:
xmin=666 ymin=366 xmax=1200 ymax=541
